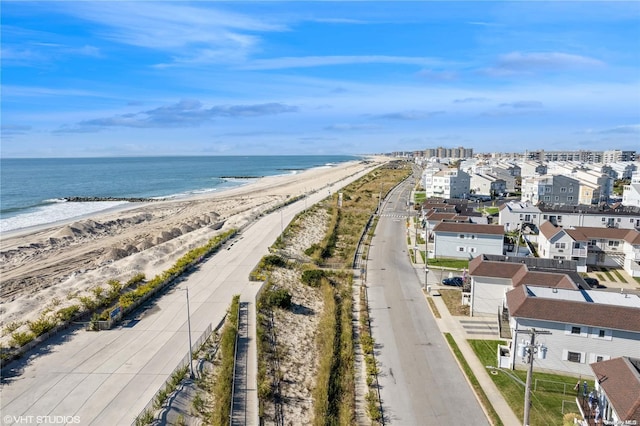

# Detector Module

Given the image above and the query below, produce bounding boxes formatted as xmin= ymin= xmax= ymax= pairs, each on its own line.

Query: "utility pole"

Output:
xmin=519 ymin=328 xmax=551 ymax=426
xmin=424 ymin=220 xmax=429 ymax=291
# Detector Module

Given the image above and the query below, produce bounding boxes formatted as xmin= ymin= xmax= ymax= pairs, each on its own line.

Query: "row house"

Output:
xmin=538 ymin=221 xmax=588 ymax=272
xmin=468 ymin=254 xmax=583 ymax=317
xmin=589 ymin=357 xmax=640 ymax=425
xmin=469 ymin=173 xmax=507 ymax=197
xmin=519 ymin=161 xmax=547 ymax=178
xmin=623 ymin=171 xmax=640 ymax=208
xmin=504 ymin=285 xmax=640 ymax=376
xmin=537 ymin=222 xmax=640 ymax=277
xmin=521 ymin=174 xmax=580 ymax=206
xmin=431 ymin=222 xmax=503 ymax=260
xmin=499 ymin=201 xmax=640 ymax=233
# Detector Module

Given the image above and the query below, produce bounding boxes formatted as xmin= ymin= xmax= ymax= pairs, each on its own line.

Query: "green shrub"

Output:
xmin=10 ymin=331 xmax=35 ymax=347
xmin=264 ymin=288 xmax=292 ymax=309
xmin=301 ymin=269 xmax=327 ymax=287
xmin=56 ymin=305 xmax=80 ymax=322
xmin=27 ymin=314 xmax=57 ymax=336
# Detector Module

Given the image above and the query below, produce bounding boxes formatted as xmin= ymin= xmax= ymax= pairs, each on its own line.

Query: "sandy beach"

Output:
xmin=0 ymin=157 xmax=387 ymax=346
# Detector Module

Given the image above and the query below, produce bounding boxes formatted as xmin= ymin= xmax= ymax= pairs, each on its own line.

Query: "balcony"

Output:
xmin=572 ymin=248 xmax=587 ymax=257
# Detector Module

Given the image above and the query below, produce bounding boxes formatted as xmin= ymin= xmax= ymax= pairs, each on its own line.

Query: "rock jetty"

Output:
xmin=63 ymin=196 xmax=164 ymax=202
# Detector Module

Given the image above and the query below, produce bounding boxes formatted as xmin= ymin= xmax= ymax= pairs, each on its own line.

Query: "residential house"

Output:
xmin=589 ymin=357 xmax=640 ymax=425
xmin=470 ymin=173 xmax=507 ymax=197
xmin=468 ymin=254 xmax=583 ymax=317
xmin=519 ymin=161 xmax=547 ymax=178
xmin=623 ymin=171 xmax=640 ymax=208
xmin=538 ymin=221 xmax=588 ymax=272
xmin=504 ymin=285 xmax=640 ymax=376
xmin=499 ymin=201 xmax=640 ymax=233
xmin=536 ymin=222 xmax=640 ymax=277
xmin=432 ymin=222 xmax=503 ymax=259
xmin=521 ymin=174 xmax=580 ymax=206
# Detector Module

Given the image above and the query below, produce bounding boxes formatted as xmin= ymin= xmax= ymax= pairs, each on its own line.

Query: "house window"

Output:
xmin=567 ymin=196 xmax=573 ymax=201
xmin=544 ymin=196 xmax=550 ymax=201
xmin=543 ymin=215 xmax=548 ymax=220
xmin=598 ymin=330 xmax=605 ymax=338
xmin=568 ymin=187 xmax=573 ymax=192
xmin=555 ymin=242 xmax=566 ymax=249
xmin=602 ymin=217 xmax=606 ymax=222
xmin=567 ymin=352 xmax=581 ymax=363
xmin=457 ymin=247 xmax=465 ymax=252
xmin=560 ymin=187 xmax=567 ymax=192
xmin=471 ymin=235 xmax=476 ymax=239
xmin=589 ymin=239 xmax=597 ymax=246
xmin=555 ymin=196 xmax=559 ymax=201
xmin=459 ymin=234 xmax=465 ymax=239
xmin=571 ymin=326 xmax=581 ymax=335
xmin=608 ymin=240 xmax=620 ymax=247
xmin=468 ymin=247 xmax=476 ymax=253
xmin=557 ymin=216 xmax=562 ymax=222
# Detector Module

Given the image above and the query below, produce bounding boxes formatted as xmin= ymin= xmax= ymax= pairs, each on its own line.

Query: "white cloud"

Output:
xmin=239 ymin=55 xmax=448 ymax=71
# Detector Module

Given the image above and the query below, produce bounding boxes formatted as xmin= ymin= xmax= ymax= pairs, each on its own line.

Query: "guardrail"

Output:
xmin=229 ymin=301 xmax=245 ymax=425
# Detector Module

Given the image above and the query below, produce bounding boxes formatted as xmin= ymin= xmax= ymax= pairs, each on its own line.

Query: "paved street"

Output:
xmin=366 ymin=178 xmax=489 ymax=425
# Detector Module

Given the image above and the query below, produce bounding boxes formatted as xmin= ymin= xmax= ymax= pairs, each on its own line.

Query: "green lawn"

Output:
xmin=469 ymin=340 xmax=592 ymax=426
xmin=602 ymin=269 xmax=616 ymax=282
xmin=611 ymin=269 xmax=627 ymax=283
xmin=414 ymin=191 xmax=426 ymax=204
xmin=427 ymin=258 xmax=469 ymax=269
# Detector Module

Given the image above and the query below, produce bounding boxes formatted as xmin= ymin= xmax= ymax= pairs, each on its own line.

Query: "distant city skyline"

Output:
xmin=2 ymin=1 xmax=639 ymax=158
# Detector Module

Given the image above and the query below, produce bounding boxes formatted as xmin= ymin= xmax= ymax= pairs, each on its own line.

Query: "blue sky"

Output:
xmin=1 ymin=1 xmax=639 ymax=157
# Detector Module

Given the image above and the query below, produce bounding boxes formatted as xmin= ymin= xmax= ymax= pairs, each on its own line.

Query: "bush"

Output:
xmin=56 ymin=305 xmax=80 ymax=322
xmin=27 ymin=314 xmax=57 ymax=336
xmin=264 ymin=288 xmax=292 ymax=309
xmin=10 ymin=331 xmax=35 ymax=347
xmin=301 ymin=269 xmax=327 ymax=287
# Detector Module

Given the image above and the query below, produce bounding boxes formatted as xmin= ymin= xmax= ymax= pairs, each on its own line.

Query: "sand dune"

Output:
xmin=0 ymin=158 xmax=386 ymax=346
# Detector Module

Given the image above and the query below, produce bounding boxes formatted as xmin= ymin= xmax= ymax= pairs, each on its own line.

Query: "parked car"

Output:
xmin=583 ymin=277 xmax=606 ymax=289
xmin=442 ymin=276 xmax=464 ymax=286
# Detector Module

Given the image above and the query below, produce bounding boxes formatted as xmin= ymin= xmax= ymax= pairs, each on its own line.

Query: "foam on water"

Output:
xmin=0 ymin=201 xmax=129 ymax=233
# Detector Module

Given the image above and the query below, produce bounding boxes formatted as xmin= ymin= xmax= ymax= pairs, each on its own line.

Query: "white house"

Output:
xmin=538 ymin=221 xmax=588 ymax=272
xmin=535 ymin=222 xmax=640 ymax=277
xmin=504 ymin=285 xmax=640 ymax=376
xmin=432 ymin=222 xmax=504 ymax=259
xmin=498 ymin=201 xmax=640 ymax=233
xmin=623 ymin=171 xmax=640 ymax=208
xmin=424 ymin=168 xmax=470 ymax=199
xmin=470 ymin=173 xmax=507 ymax=197
xmin=589 ymin=357 xmax=640 ymax=425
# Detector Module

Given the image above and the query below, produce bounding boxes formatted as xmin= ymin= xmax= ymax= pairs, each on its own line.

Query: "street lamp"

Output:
xmin=182 ymin=287 xmax=194 ymax=379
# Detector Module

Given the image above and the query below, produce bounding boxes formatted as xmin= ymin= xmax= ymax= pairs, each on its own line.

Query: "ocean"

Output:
xmin=0 ymin=155 xmax=359 ymax=233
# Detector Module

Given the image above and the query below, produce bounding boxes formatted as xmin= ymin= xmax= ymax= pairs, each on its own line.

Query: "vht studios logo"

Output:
xmin=4 ymin=415 xmax=81 ymax=424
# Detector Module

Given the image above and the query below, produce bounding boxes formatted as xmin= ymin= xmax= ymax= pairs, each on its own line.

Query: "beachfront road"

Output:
xmin=366 ymin=179 xmax=488 ymax=425
xmin=0 ymin=169 xmax=371 ymax=426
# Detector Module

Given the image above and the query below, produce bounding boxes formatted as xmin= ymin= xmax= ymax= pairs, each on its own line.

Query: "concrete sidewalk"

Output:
xmin=426 ymin=288 xmax=521 ymax=426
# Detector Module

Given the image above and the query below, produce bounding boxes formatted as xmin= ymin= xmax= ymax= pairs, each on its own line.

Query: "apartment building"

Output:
xmin=623 ymin=171 xmax=640 ymax=208
xmin=424 ymin=168 xmax=470 ymax=199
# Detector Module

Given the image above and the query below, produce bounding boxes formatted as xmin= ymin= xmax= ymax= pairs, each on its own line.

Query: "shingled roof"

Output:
xmin=591 ymin=357 xmax=640 ymax=423
xmin=506 ymin=285 xmax=640 ymax=333
xmin=432 ymin=222 xmax=504 ymax=235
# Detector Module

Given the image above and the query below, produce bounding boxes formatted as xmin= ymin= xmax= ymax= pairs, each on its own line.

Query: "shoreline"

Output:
xmin=0 ymin=157 xmax=387 ymax=339
xmin=0 ymin=159 xmax=362 ymax=240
